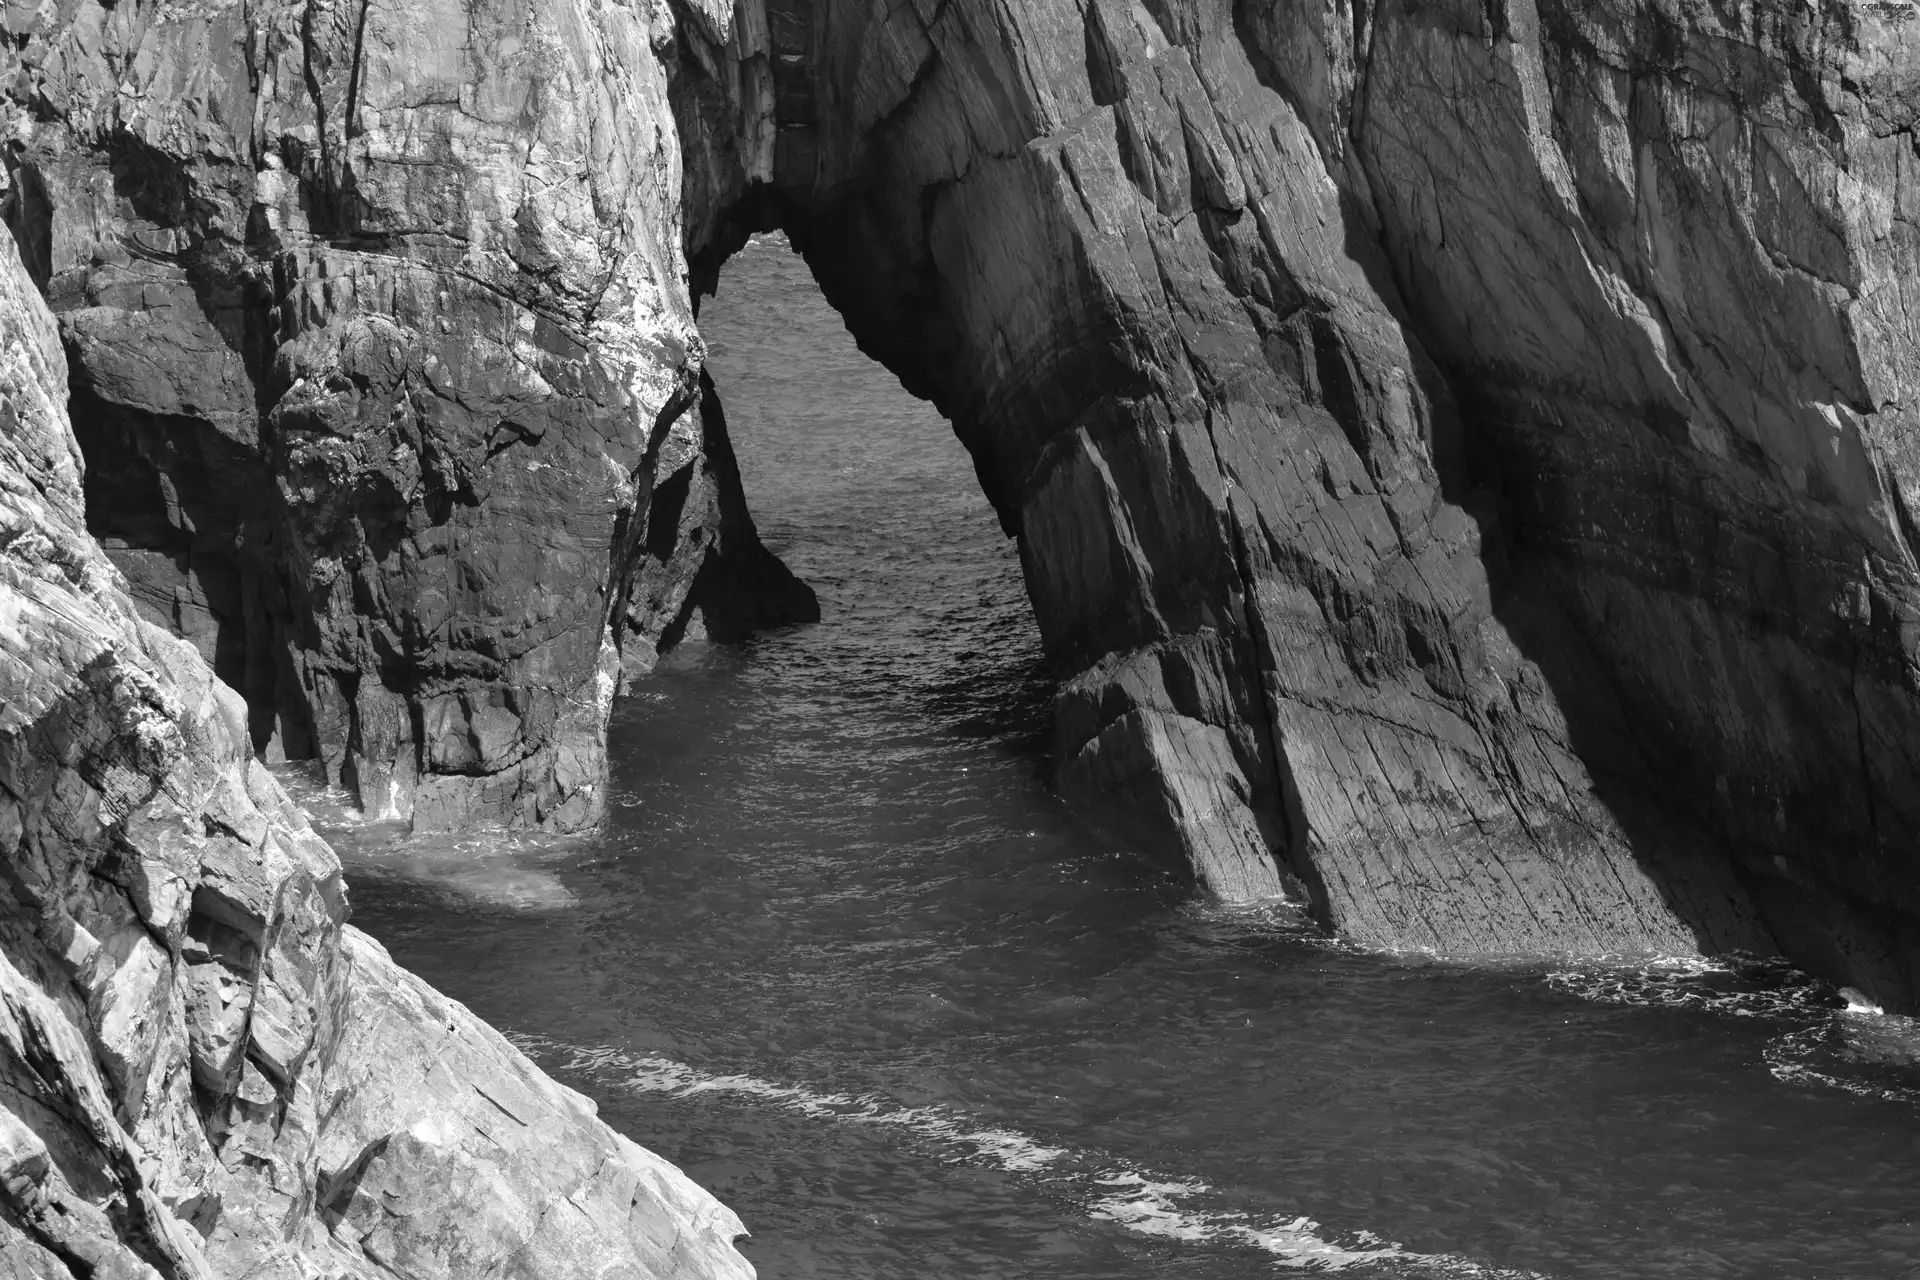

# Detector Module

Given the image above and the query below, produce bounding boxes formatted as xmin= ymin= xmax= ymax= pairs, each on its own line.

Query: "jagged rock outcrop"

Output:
xmin=665 ymin=0 xmax=1920 ymax=1004
xmin=0 ymin=0 xmax=811 ymax=834
xmin=0 ymin=225 xmax=750 ymax=1277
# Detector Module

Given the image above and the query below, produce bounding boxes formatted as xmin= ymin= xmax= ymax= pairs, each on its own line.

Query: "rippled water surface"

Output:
xmin=327 ymin=235 xmax=1920 ymax=1280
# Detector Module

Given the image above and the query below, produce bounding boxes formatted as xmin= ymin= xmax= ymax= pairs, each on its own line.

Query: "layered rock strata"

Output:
xmin=0 ymin=0 xmax=810 ymax=833
xmin=0 ymin=224 xmax=752 ymax=1277
xmin=667 ymin=0 xmax=1920 ymax=1003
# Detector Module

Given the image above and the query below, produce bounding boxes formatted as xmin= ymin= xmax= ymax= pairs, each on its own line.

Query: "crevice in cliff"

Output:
xmin=1850 ymin=637 xmax=1881 ymax=843
xmin=0 ymin=153 xmax=52 ymax=293
xmin=1201 ymin=412 xmax=1330 ymax=920
xmin=344 ymin=0 xmax=371 ymax=143
xmin=298 ymin=3 xmax=340 ymax=236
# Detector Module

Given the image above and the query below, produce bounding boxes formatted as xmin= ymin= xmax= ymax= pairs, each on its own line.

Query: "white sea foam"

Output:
xmin=513 ymin=1033 xmax=1545 ymax=1276
xmin=521 ymin=1037 xmax=1069 ymax=1171
xmin=271 ymin=765 xmax=583 ymax=910
xmin=1081 ymin=1167 xmax=1542 ymax=1276
xmin=1543 ymin=953 xmax=1827 ymax=1020
xmin=1763 ymin=1027 xmax=1920 ymax=1105
xmin=1083 ymin=1169 xmax=1411 ymax=1268
xmin=1546 ymin=954 xmax=1920 ymax=1107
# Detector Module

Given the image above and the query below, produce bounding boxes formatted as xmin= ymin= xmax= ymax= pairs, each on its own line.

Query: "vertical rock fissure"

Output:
xmin=344 ymin=0 xmax=372 ymax=146
xmin=298 ymin=4 xmax=337 ymax=234
xmin=1213 ymin=462 xmax=1333 ymax=919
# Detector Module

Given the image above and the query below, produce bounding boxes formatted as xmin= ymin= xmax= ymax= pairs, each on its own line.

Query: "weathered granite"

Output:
xmin=0 ymin=223 xmax=750 ymax=1277
xmin=665 ymin=0 xmax=1920 ymax=1005
xmin=0 ymin=0 xmax=811 ymax=834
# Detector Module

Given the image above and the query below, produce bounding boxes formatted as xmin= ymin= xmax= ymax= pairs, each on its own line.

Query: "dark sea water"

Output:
xmin=317 ymin=235 xmax=1920 ymax=1280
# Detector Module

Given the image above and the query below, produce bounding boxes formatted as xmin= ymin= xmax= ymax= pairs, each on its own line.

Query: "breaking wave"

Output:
xmin=1542 ymin=953 xmax=1829 ymax=1019
xmin=512 ymin=1033 xmax=1545 ymax=1277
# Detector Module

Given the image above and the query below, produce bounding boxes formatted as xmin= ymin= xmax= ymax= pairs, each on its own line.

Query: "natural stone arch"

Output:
xmin=663 ymin=0 xmax=1920 ymax=1000
xmin=668 ymin=0 xmax=1718 ymax=944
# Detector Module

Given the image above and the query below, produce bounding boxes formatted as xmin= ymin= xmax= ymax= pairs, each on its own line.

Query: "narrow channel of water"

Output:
xmin=321 ymin=234 xmax=1920 ymax=1280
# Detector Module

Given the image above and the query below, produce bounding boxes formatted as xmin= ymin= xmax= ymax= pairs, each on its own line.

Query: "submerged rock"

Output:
xmin=0 ymin=224 xmax=751 ymax=1276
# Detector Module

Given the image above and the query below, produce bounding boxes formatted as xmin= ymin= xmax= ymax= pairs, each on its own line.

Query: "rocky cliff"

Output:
xmin=666 ymin=0 xmax=1920 ymax=1005
xmin=5 ymin=0 xmax=1920 ymax=1011
xmin=0 ymin=222 xmax=750 ymax=1276
xmin=0 ymin=0 xmax=812 ymax=835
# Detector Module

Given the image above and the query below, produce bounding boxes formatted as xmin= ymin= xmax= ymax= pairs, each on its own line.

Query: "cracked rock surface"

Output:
xmin=0 ymin=221 xmax=750 ymax=1278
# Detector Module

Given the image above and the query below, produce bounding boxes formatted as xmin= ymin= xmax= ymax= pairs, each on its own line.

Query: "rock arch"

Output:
xmin=666 ymin=0 xmax=1920 ymax=999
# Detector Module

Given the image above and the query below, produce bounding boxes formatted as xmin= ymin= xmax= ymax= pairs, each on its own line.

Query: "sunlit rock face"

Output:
xmin=0 ymin=0 xmax=811 ymax=834
xmin=667 ymin=0 xmax=1920 ymax=1003
xmin=0 ymin=220 xmax=754 ymax=1277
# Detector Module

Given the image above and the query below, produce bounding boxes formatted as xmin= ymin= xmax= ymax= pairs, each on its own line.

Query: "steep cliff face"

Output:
xmin=666 ymin=0 xmax=1920 ymax=1003
xmin=0 ymin=226 xmax=752 ymax=1277
xmin=1319 ymin=0 xmax=1920 ymax=1001
xmin=0 ymin=0 xmax=810 ymax=834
